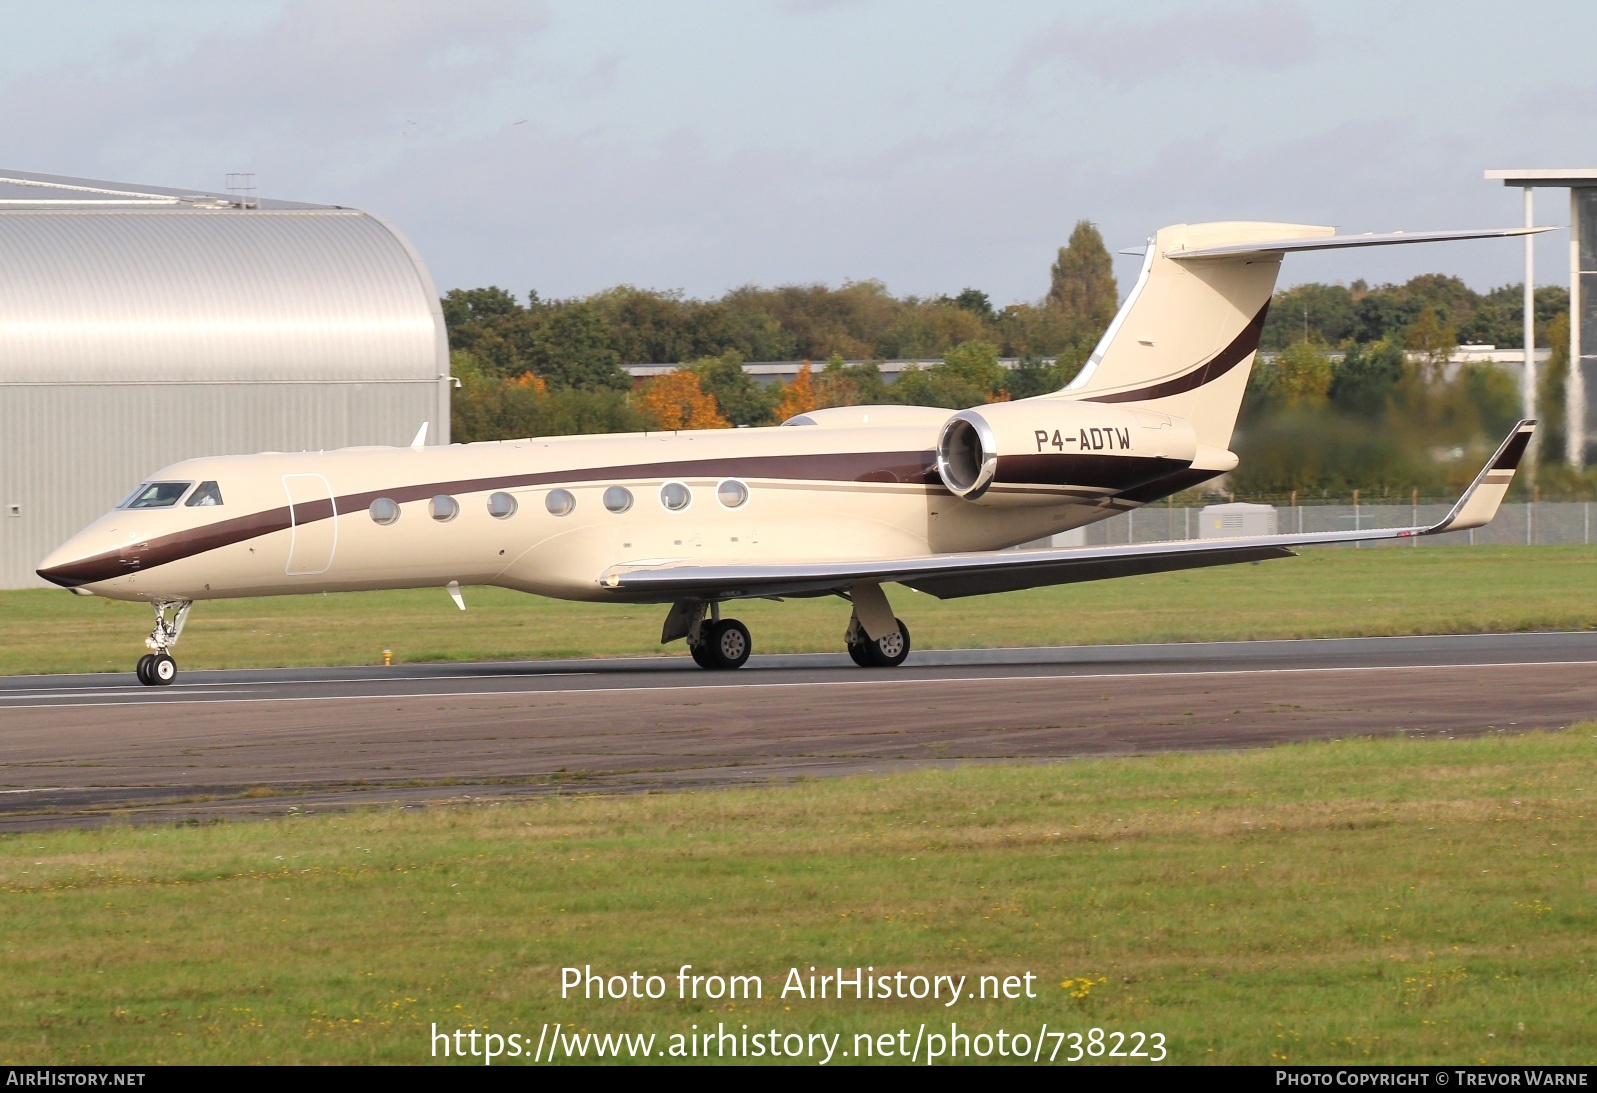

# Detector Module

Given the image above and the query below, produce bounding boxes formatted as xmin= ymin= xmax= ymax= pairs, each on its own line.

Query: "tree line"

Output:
xmin=448 ymin=221 xmax=1118 ymax=439
xmin=1238 ymin=279 xmax=1579 ymax=498
xmin=445 ymin=220 xmax=1584 ymax=499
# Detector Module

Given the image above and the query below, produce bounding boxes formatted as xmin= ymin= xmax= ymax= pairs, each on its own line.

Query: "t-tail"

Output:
xmin=1042 ymin=221 xmax=1550 ymax=452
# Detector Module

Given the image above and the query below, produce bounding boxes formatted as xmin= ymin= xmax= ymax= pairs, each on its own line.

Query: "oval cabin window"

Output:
xmin=487 ymin=492 xmax=518 ymax=519
xmin=603 ymin=486 xmax=633 ymax=514
xmin=717 ymin=479 xmax=749 ymax=508
xmin=369 ymin=498 xmax=400 ymax=525
xmin=660 ymin=482 xmax=691 ymax=511
xmin=545 ymin=489 xmax=576 ymax=516
xmin=429 ymin=495 xmax=459 ymax=522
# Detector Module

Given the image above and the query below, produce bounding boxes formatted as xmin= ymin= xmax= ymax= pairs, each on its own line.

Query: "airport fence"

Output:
xmin=1059 ymin=500 xmax=1597 ymax=549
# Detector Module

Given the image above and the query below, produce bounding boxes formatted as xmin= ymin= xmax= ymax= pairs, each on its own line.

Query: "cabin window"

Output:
xmin=123 ymin=482 xmax=193 ymax=509
xmin=429 ymin=495 xmax=459 ymax=522
xmin=487 ymin=492 xmax=518 ymax=519
xmin=659 ymin=482 xmax=691 ymax=511
xmin=603 ymin=486 xmax=633 ymax=514
xmin=717 ymin=479 xmax=749 ymax=508
xmin=545 ymin=489 xmax=575 ymax=516
xmin=185 ymin=481 xmax=224 ymax=507
xmin=369 ymin=498 xmax=400 ymax=525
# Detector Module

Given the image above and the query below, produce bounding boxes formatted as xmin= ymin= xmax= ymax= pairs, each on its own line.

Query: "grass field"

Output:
xmin=0 ymin=728 xmax=1590 ymax=1065
xmin=6 ymin=544 xmax=1597 ymax=676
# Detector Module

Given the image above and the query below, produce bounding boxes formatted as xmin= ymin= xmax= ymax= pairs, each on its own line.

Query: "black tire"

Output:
xmin=846 ymin=640 xmax=873 ymax=667
xmin=689 ymin=640 xmax=716 ymax=669
xmin=150 ymin=653 xmax=177 ymax=687
xmin=706 ymin=619 xmax=751 ymax=669
xmin=135 ymin=653 xmax=156 ymax=686
xmin=865 ymin=618 xmax=911 ymax=668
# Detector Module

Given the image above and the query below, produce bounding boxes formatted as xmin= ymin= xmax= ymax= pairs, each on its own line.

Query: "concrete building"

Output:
xmin=0 ymin=170 xmax=450 ymax=588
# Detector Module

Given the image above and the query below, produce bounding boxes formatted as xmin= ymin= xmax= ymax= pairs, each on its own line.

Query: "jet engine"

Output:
xmin=935 ymin=401 xmax=1200 ymax=504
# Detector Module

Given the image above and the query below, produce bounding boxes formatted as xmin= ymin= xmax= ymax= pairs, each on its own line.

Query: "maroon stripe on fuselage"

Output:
xmin=38 ymin=449 xmax=942 ymax=587
xmin=1082 ymin=303 xmax=1270 ymax=405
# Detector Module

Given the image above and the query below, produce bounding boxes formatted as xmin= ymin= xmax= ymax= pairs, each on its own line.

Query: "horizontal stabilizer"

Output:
xmin=1168 ymin=226 xmax=1550 ymax=260
xmin=598 ymin=422 xmax=1535 ymax=603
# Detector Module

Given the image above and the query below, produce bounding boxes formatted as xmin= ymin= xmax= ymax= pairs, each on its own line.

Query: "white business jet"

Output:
xmin=38 ymin=221 xmax=1541 ymax=685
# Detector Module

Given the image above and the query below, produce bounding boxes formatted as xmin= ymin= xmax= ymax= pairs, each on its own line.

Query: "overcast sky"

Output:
xmin=3 ymin=1 xmax=1593 ymax=309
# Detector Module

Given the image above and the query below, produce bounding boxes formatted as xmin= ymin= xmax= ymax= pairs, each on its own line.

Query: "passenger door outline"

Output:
xmin=282 ymin=473 xmax=338 ymax=575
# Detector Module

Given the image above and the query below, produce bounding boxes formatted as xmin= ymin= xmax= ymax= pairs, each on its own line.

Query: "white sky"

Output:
xmin=2 ymin=1 xmax=1592 ymax=308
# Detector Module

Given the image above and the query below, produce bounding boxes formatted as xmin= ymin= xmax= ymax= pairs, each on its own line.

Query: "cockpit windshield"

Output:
xmin=122 ymin=482 xmax=193 ymax=509
xmin=185 ymin=481 xmax=224 ymax=507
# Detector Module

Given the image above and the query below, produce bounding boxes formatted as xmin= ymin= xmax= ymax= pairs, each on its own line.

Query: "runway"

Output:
xmin=2 ymin=632 xmax=1595 ymax=831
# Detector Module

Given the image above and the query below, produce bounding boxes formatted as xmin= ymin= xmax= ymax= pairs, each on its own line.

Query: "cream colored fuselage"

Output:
xmin=42 ymin=418 xmax=1136 ymax=605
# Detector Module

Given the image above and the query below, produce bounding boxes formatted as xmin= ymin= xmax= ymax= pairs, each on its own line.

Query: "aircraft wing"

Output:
xmin=599 ymin=420 xmax=1534 ymax=602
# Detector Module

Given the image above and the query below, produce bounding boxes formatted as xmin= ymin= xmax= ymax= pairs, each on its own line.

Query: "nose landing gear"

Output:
xmin=135 ymin=599 xmax=191 ymax=686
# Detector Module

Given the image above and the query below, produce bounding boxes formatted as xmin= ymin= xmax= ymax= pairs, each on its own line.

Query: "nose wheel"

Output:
xmin=134 ymin=600 xmax=191 ymax=686
xmin=135 ymin=652 xmax=177 ymax=687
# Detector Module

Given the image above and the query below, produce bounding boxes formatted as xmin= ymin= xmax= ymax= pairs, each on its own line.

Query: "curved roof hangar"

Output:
xmin=0 ymin=170 xmax=447 ymax=384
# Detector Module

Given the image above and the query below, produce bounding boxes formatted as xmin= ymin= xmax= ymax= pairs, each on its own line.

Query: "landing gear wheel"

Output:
xmin=864 ymin=618 xmax=911 ymax=668
xmin=136 ymin=653 xmax=156 ymax=686
xmin=149 ymin=653 xmax=177 ymax=686
xmin=705 ymin=619 xmax=751 ymax=670
xmin=689 ymin=640 xmax=717 ymax=669
xmin=846 ymin=640 xmax=873 ymax=667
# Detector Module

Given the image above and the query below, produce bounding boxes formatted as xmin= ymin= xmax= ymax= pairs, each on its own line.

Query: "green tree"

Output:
xmin=1003 ymin=355 xmax=1065 ymax=400
xmin=1260 ymin=282 xmax=1358 ymax=350
xmin=1328 ymin=341 xmax=1406 ymax=419
xmin=1403 ymin=304 xmax=1457 ymax=383
xmin=950 ymin=288 xmax=994 ymax=320
xmin=525 ymin=303 xmax=631 ymax=391
xmin=894 ymin=340 xmax=1005 ymax=409
xmin=1244 ymin=341 xmax=1333 ymax=418
xmin=1536 ymin=311 xmax=1570 ymax=465
xmin=1047 ymin=221 xmax=1118 ymax=333
xmin=688 ymin=350 xmax=778 ymax=426
xmin=812 ymin=355 xmax=889 ymax=407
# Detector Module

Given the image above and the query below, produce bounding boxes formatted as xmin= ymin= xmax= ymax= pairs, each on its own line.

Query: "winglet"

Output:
xmin=1424 ymin=420 xmax=1536 ymax=535
xmin=410 ymin=422 xmax=429 ymax=450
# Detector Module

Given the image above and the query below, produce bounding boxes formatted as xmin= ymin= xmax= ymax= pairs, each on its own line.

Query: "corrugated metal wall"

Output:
xmin=0 ymin=205 xmax=450 ymax=589
xmin=0 ymin=382 xmax=440 ymax=588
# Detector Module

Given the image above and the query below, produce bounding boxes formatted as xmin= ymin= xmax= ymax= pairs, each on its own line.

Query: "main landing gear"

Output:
xmin=665 ymin=582 xmax=913 ymax=672
xmin=690 ymin=618 xmax=752 ymax=670
xmin=680 ymin=602 xmax=752 ymax=670
xmin=846 ymin=616 xmax=912 ymax=668
xmin=134 ymin=599 xmax=191 ymax=687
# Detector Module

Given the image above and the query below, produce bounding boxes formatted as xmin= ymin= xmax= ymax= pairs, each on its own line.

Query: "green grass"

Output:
xmin=7 ymin=545 xmax=1597 ymax=675
xmin=1 ymin=729 xmax=1592 ymax=1065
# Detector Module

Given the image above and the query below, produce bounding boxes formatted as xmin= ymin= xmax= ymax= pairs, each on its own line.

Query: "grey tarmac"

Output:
xmin=1 ymin=631 xmax=1594 ymax=831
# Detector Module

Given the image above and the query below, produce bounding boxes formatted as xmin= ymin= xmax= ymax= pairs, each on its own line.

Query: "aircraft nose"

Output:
xmin=36 ymin=532 xmax=119 ymax=589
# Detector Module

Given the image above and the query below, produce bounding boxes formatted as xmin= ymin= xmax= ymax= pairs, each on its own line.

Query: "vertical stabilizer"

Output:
xmin=1047 ymin=222 xmax=1334 ymax=449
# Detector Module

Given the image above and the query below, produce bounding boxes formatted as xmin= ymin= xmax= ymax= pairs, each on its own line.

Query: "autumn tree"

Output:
xmin=773 ymin=361 xmax=818 ymax=421
xmin=636 ymin=369 xmax=730 ymax=430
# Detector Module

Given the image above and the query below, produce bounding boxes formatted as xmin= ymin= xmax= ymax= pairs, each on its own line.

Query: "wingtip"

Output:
xmin=1490 ymin=419 xmax=1537 ymax=472
xmin=1426 ymin=420 xmax=1537 ymax=535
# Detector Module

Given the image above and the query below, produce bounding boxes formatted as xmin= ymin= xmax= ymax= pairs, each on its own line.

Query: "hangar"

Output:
xmin=0 ymin=170 xmax=450 ymax=588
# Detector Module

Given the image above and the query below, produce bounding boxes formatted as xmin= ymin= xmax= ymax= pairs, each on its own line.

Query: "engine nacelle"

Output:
xmin=935 ymin=401 xmax=1199 ymax=504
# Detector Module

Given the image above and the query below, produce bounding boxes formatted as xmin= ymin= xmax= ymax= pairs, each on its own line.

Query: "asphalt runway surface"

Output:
xmin=3 ymin=632 xmax=1596 ymax=831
